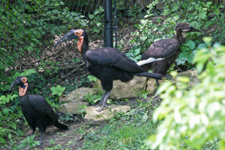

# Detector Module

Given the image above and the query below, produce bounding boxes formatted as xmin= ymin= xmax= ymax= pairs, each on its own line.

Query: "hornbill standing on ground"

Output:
xmin=137 ymin=23 xmax=203 ymax=87
xmin=54 ymin=29 xmax=162 ymax=112
xmin=9 ymin=77 xmax=69 ymax=144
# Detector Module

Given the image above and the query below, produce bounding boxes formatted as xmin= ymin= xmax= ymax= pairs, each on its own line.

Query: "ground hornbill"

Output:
xmin=9 ymin=76 xmax=69 ymax=144
xmin=54 ymin=29 xmax=162 ymax=112
xmin=137 ymin=23 xmax=202 ymax=86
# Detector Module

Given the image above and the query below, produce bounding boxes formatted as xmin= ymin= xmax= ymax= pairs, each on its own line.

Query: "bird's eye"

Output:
xmin=76 ymin=32 xmax=79 ymax=35
xmin=21 ymin=77 xmax=27 ymax=83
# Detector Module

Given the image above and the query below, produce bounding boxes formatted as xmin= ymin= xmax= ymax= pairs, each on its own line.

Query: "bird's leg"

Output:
xmin=94 ymin=92 xmax=108 ymax=107
xmin=165 ymin=75 xmax=173 ymax=80
xmin=31 ymin=130 xmax=35 ymax=135
xmin=31 ymin=127 xmax=36 ymax=135
xmin=155 ymin=79 xmax=159 ymax=88
xmin=97 ymin=91 xmax=111 ymax=112
xmin=39 ymin=132 xmax=44 ymax=145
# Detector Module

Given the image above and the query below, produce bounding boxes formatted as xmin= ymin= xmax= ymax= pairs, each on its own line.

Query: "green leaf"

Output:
xmin=88 ymin=14 xmax=94 ymax=19
xmin=199 ymin=11 xmax=207 ymax=19
xmin=180 ymin=46 xmax=189 ymax=52
xmin=187 ymin=40 xmax=195 ymax=50
xmin=176 ymin=76 xmax=190 ymax=83
xmin=140 ymin=36 xmax=147 ymax=41
xmin=186 ymin=53 xmax=193 ymax=63
xmin=22 ymin=69 xmax=37 ymax=76
xmin=203 ymin=37 xmax=212 ymax=44
xmin=3 ymin=108 xmax=12 ymax=114
xmin=156 ymin=81 xmax=172 ymax=95
xmin=18 ymin=143 xmax=27 ymax=149
xmin=179 ymin=52 xmax=189 ymax=59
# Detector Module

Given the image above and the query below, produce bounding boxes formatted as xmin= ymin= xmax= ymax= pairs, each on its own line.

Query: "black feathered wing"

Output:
xmin=28 ymin=95 xmax=58 ymax=122
xmin=86 ymin=47 xmax=144 ymax=73
xmin=141 ymin=39 xmax=180 ymax=60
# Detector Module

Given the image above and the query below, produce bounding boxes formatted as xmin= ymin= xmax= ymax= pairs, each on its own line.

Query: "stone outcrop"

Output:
xmin=58 ymin=87 xmax=97 ymax=114
xmin=93 ymin=76 xmax=147 ymax=99
xmin=177 ymin=70 xmax=199 ymax=87
xmin=58 ymin=70 xmax=199 ymax=116
xmin=84 ymin=104 xmax=131 ymax=125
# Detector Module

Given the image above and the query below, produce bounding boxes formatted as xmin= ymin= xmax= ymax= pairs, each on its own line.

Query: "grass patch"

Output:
xmin=81 ymin=101 xmax=158 ymax=150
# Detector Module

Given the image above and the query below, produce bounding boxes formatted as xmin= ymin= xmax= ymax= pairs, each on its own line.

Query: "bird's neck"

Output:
xmin=80 ymin=38 xmax=89 ymax=62
xmin=174 ymin=30 xmax=187 ymax=45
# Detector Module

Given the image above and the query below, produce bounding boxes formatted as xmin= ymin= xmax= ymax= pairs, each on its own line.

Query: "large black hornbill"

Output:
xmin=54 ymin=29 xmax=162 ymax=112
xmin=137 ymin=23 xmax=202 ymax=86
xmin=9 ymin=77 xmax=69 ymax=144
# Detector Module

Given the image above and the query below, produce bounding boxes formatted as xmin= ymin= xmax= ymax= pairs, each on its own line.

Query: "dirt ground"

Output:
xmin=2 ymin=118 xmax=92 ymax=150
xmin=1 ymin=96 xmax=161 ymax=150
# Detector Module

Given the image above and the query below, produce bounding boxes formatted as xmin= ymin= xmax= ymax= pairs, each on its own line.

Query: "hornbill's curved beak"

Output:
xmin=9 ymin=79 xmax=20 ymax=91
xmin=54 ymin=30 xmax=79 ymax=48
xmin=189 ymin=26 xmax=203 ymax=33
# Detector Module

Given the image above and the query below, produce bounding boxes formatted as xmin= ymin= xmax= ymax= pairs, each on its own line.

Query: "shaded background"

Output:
xmin=1 ymin=0 xmax=225 ymax=97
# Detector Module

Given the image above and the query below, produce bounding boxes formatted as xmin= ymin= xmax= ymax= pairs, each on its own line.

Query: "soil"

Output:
xmin=2 ymin=121 xmax=87 ymax=150
xmin=1 ymin=96 xmax=162 ymax=150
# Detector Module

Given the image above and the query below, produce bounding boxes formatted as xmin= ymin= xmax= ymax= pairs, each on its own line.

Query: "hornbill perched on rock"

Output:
xmin=9 ymin=77 xmax=69 ymax=144
xmin=54 ymin=29 xmax=162 ymax=112
xmin=137 ymin=23 xmax=202 ymax=87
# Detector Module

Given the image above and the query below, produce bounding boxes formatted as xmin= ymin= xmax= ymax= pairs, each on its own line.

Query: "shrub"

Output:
xmin=146 ymin=37 xmax=225 ymax=149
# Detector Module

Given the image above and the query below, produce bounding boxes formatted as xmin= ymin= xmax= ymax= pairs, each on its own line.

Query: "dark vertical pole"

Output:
xmin=114 ymin=0 xmax=117 ymax=49
xmin=104 ymin=0 xmax=113 ymax=47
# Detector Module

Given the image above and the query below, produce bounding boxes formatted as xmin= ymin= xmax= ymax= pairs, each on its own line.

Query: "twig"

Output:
xmin=61 ymin=63 xmax=85 ymax=80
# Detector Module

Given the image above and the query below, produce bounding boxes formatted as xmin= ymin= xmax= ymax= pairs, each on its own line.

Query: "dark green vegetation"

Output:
xmin=0 ymin=0 xmax=225 ymax=149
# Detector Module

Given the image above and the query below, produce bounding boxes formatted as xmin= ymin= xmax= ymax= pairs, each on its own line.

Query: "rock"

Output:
xmin=146 ymin=70 xmax=199 ymax=91
xmin=58 ymin=102 xmax=89 ymax=114
xmin=93 ymin=76 xmax=146 ymax=99
xmin=58 ymin=87 xmax=98 ymax=114
xmin=84 ymin=104 xmax=131 ymax=125
xmin=177 ymin=70 xmax=199 ymax=87
xmin=60 ymin=87 xmax=98 ymax=103
xmin=146 ymin=77 xmax=166 ymax=92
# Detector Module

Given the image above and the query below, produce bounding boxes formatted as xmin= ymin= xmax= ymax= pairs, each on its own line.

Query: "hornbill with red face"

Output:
xmin=137 ymin=23 xmax=203 ymax=86
xmin=9 ymin=77 xmax=69 ymax=144
xmin=54 ymin=29 xmax=162 ymax=112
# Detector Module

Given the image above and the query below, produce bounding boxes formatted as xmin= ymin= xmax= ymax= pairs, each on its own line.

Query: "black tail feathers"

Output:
xmin=55 ymin=122 xmax=69 ymax=130
xmin=133 ymin=72 xmax=162 ymax=79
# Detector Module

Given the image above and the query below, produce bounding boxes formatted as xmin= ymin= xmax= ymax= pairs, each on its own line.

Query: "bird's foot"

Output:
xmin=96 ymin=104 xmax=108 ymax=112
xmin=94 ymin=103 xmax=102 ymax=108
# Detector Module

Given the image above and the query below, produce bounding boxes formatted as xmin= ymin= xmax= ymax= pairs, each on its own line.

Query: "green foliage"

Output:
xmin=0 ymin=0 xmax=88 ymax=51
xmin=82 ymin=99 xmax=158 ymax=150
xmin=0 ymin=94 xmax=23 ymax=147
xmin=126 ymin=46 xmax=142 ymax=62
xmin=127 ymin=0 xmax=222 ymax=70
xmin=126 ymin=3 xmax=143 ymax=22
xmin=138 ymin=90 xmax=149 ymax=99
xmin=78 ymin=105 xmax=88 ymax=116
xmin=1 ymin=69 xmax=37 ymax=92
xmin=176 ymin=40 xmax=197 ymax=65
xmin=88 ymin=6 xmax=104 ymax=37
xmin=0 ymin=0 xmax=88 ymax=95
xmin=50 ymin=85 xmax=66 ymax=97
xmin=18 ymin=135 xmax=39 ymax=149
xmin=45 ymin=144 xmax=62 ymax=150
xmin=84 ymin=90 xmax=103 ymax=105
xmin=146 ymin=38 xmax=225 ymax=149
xmin=59 ymin=113 xmax=73 ymax=122
xmin=87 ymin=75 xmax=98 ymax=82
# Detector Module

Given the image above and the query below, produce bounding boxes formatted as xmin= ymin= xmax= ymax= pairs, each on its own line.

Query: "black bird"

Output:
xmin=54 ymin=29 xmax=162 ymax=112
xmin=9 ymin=76 xmax=69 ymax=144
xmin=137 ymin=23 xmax=202 ymax=86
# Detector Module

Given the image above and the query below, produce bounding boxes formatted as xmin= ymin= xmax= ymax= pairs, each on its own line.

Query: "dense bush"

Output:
xmin=146 ymin=37 xmax=225 ymax=149
xmin=126 ymin=0 xmax=224 ymax=66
